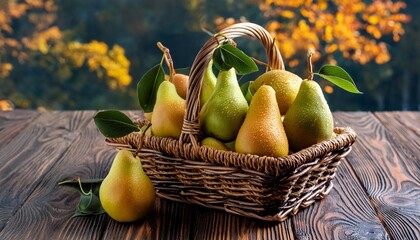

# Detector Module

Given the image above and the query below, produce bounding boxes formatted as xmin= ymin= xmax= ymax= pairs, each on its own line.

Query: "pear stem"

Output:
xmin=157 ymin=42 xmax=176 ymax=81
xmin=307 ymin=50 xmax=315 ymax=80
xmin=214 ymin=33 xmax=236 ymax=47
xmin=78 ymin=178 xmax=92 ymax=196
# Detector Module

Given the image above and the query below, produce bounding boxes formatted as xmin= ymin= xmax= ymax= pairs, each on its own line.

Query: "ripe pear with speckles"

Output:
xmin=151 ymin=81 xmax=186 ymax=139
xmin=235 ymin=85 xmax=289 ymax=157
xmin=283 ymin=79 xmax=334 ymax=152
xmin=200 ymin=67 xmax=248 ymax=142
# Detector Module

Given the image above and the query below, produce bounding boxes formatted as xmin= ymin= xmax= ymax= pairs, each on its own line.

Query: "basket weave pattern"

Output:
xmin=106 ymin=23 xmax=357 ymax=222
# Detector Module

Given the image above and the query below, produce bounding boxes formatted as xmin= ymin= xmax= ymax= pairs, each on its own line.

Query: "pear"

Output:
xmin=235 ymin=85 xmax=289 ymax=157
xmin=250 ymin=70 xmax=302 ymax=115
xmin=200 ymin=59 xmax=217 ymax=107
xmin=283 ymin=79 xmax=334 ymax=152
xmin=172 ymin=73 xmax=189 ymax=99
xmin=143 ymin=112 xmax=153 ymax=121
xmin=99 ymin=149 xmax=156 ymax=222
xmin=151 ymin=81 xmax=186 ymax=139
xmin=201 ymin=137 xmax=229 ymax=151
xmin=200 ymin=68 xmax=249 ymax=142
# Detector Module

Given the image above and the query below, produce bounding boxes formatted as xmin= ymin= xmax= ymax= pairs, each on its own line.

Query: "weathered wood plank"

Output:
xmin=374 ymin=111 xmax=419 ymax=166
xmin=0 ymin=110 xmax=114 ymax=240
xmin=0 ymin=110 xmax=39 ymax=146
xmin=102 ymin=198 xmax=195 ymax=240
xmin=334 ymin=111 xmax=420 ymax=240
xmin=0 ymin=111 xmax=94 ymax=234
xmin=293 ymin=158 xmax=389 ymax=239
xmin=192 ymin=208 xmax=295 ymax=239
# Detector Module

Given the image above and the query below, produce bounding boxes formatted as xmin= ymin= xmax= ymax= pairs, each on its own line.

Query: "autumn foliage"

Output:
xmin=0 ymin=0 xmax=131 ymax=89
xmin=216 ymin=0 xmax=410 ymax=68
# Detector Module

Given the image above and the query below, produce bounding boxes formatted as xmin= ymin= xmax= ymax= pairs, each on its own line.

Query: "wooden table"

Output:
xmin=0 ymin=110 xmax=418 ymax=239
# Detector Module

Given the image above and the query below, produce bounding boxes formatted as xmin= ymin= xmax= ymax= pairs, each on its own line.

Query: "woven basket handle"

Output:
xmin=180 ymin=22 xmax=285 ymax=146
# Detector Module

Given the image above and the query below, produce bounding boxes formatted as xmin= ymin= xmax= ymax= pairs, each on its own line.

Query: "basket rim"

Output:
xmin=106 ymin=121 xmax=357 ymax=177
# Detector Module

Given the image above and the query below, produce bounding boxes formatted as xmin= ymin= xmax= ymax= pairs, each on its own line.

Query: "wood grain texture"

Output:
xmin=293 ymin=158 xmax=389 ymax=240
xmin=102 ymin=198 xmax=195 ymax=240
xmin=0 ymin=110 xmax=39 ymax=146
xmin=192 ymin=207 xmax=295 ymax=239
xmin=0 ymin=111 xmax=94 ymax=234
xmin=334 ymin=112 xmax=420 ymax=240
xmin=0 ymin=111 xmax=115 ymax=239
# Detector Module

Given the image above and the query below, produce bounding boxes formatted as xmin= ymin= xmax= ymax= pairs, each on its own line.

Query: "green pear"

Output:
xmin=201 ymin=137 xmax=229 ymax=151
xmin=200 ymin=59 xmax=217 ymax=107
xmin=283 ymin=79 xmax=334 ymax=152
xmin=151 ymin=81 xmax=186 ymax=139
xmin=250 ymin=70 xmax=302 ymax=115
xmin=200 ymin=67 xmax=249 ymax=142
xmin=99 ymin=150 xmax=156 ymax=222
xmin=235 ymin=85 xmax=289 ymax=157
xmin=225 ymin=140 xmax=236 ymax=152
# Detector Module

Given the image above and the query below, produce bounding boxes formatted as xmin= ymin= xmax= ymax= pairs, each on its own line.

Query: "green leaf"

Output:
xmin=93 ymin=110 xmax=139 ymax=138
xmin=58 ymin=178 xmax=105 ymax=216
xmin=314 ymin=65 xmax=363 ymax=94
xmin=240 ymin=81 xmax=253 ymax=104
xmin=212 ymin=43 xmax=258 ymax=75
xmin=137 ymin=64 xmax=165 ymax=112
xmin=213 ymin=47 xmax=232 ymax=71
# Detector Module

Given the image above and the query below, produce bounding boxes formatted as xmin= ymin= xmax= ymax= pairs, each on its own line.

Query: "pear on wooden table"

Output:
xmin=99 ymin=150 xmax=156 ymax=222
xmin=235 ymin=85 xmax=289 ymax=157
xmin=283 ymin=79 xmax=334 ymax=152
xmin=151 ymin=81 xmax=186 ymax=139
xmin=200 ymin=67 xmax=248 ymax=142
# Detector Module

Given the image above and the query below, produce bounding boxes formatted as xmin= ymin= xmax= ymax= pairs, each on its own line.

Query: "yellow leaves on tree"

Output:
xmin=64 ymin=41 xmax=132 ymax=89
xmin=216 ymin=0 xmax=410 ymax=67
xmin=0 ymin=0 xmax=131 ymax=90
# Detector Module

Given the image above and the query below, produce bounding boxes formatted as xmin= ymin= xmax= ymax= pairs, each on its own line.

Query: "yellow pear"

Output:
xmin=283 ymin=79 xmax=334 ymax=152
xmin=172 ymin=73 xmax=189 ymax=99
xmin=235 ymin=85 xmax=289 ymax=157
xmin=200 ymin=59 xmax=217 ymax=107
xmin=199 ymin=68 xmax=249 ymax=142
xmin=201 ymin=137 xmax=229 ymax=151
xmin=250 ymin=70 xmax=302 ymax=115
xmin=143 ymin=112 xmax=153 ymax=121
xmin=99 ymin=150 xmax=156 ymax=222
xmin=151 ymin=81 xmax=186 ymax=138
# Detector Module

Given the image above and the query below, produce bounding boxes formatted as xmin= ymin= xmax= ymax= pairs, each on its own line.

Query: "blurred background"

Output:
xmin=0 ymin=0 xmax=418 ymax=111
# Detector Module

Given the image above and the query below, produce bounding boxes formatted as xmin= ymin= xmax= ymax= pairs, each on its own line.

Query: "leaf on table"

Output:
xmin=93 ymin=110 xmax=140 ymax=138
xmin=58 ymin=178 xmax=105 ymax=216
xmin=314 ymin=65 xmax=363 ymax=94
xmin=137 ymin=64 xmax=165 ymax=112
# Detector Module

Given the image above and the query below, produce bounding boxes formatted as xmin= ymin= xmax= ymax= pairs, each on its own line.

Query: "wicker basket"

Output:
xmin=106 ymin=22 xmax=357 ymax=222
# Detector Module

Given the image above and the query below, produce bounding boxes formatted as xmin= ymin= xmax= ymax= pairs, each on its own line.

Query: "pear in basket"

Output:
xmin=250 ymin=70 xmax=302 ymax=115
xmin=151 ymin=81 xmax=186 ymax=139
xmin=236 ymin=85 xmax=289 ymax=157
xmin=200 ymin=67 xmax=248 ymax=142
xmin=172 ymin=73 xmax=189 ymax=99
xmin=283 ymin=78 xmax=334 ymax=152
xmin=200 ymin=59 xmax=217 ymax=107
